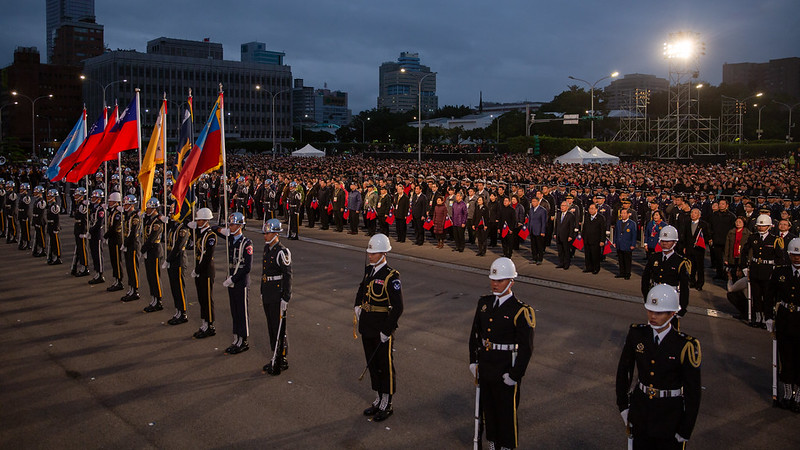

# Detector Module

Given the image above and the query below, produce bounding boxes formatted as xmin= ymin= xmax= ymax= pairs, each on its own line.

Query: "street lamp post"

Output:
xmin=11 ymin=91 xmax=53 ymax=160
xmin=256 ymin=85 xmax=292 ymax=158
xmin=722 ymin=92 xmax=762 ymax=143
xmin=491 ymin=114 xmax=503 ymax=143
xmin=773 ymin=100 xmax=800 ymax=143
xmin=695 ymin=83 xmax=704 ymax=114
xmin=753 ymin=103 xmax=767 ymax=140
xmin=416 ymin=72 xmax=436 ymax=163
xmin=0 ymin=101 xmax=18 ymax=144
xmin=299 ymin=114 xmax=309 ymax=143
xmin=80 ymin=75 xmax=128 ymax=110
xmin=568 ymin=71 xmax=619 ymax=140
xmin=355 ymin=117 xmax=370 ymax=143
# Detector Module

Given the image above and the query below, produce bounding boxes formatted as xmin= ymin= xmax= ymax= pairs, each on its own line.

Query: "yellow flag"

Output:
xmin=138 ymin=101 xmax=166 ymax=210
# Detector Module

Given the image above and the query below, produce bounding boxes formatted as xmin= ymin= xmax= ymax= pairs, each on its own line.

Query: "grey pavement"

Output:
xmin=1 ymin=218 xmax=798 ymax=449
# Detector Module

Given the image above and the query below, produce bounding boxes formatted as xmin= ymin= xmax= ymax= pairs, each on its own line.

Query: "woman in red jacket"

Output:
xmin=432 ymin=196 xmax=448 ymax=248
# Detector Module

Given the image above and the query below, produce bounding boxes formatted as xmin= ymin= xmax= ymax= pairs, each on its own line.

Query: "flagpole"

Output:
xmin=118 ymin=151 xmax=125 ymax=249
xmin=136 ymin=88 xmax=143 ymax=205
xmin=219 ymin=84 xmax=230 ymax=278
xmin=162 ymin=95 xmax=168 ymax=260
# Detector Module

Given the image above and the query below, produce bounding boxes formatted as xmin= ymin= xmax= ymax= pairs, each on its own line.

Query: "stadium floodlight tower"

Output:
xmin=654 ymin=31 xmax=718 ymax=159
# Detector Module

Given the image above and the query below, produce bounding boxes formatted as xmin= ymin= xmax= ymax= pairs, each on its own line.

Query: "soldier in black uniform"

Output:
xmin=354 ymin=233 xmax=403 ymax=422
xmin=190 ymin=207 xmax=217 ymax=338
xmin=140 ymin=198 xmax=166 ymax=312
xmin=286 ymin=181 xmax=302 ymax=240
xmin=71 ymin=187 xmax=90 ymax=277
xmin=104 ymin=192 xmax=125 ymax=291
xmin=219 ymin=212 xmax=253 ymax=354
xmin=642 ymin=225 xmax=691 ymax=328
xmin=741 ymin=214 xmax=787 ymax=328
xmin=31 ymin=186 xmax=47 ymax=257
xmin=4 ymin=180 xmax=18 ymax=243
xmin=617 ymin=284 xmax=702 ymax=449
xmin=164 ymin=209 xmax=191 ymax=324
xmin=377 ymin=185 xmax=391 ymax=236
xmin=261 ymin=218 xmax=292 ymax=375
xmin=121 ymin=195 xmax=142 ymax=302
xmin=469 ymin=257 xmax=535 ymax=449
xmin=263 ymin=179 xmax=276 ymax=221
xmin=17 ymin=182 xmax=32 ymax=250
xmin=45 ymin=188 xmax=62 ymax=265
xmin=768 ymin=238 xmax=800 ymax=411
xmin=87 ymin=189 xmax=106 ymax=284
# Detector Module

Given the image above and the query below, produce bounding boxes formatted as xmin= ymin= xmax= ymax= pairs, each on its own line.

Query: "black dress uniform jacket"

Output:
xmin=616 ymin=324 xmax=702 ymax=440
xmin=642 ymin=252 xmax=691 ymax=315
xmin=354 ymin=264 xmax=403 ymax=338
xmin=767 ymin=265 xmax=800 ymax=384
xmin=468 ymin=294 xmax=535 ymax=382
xmin=261 ymin=241 xmax=292 ymax=303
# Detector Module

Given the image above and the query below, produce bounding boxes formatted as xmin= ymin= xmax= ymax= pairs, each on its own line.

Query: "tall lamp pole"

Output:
xmin=753 ymin=103 xmax=767 ymax=140
xmin=80 ymin=74 xmax=128 ymax=110
xmin=773 ymin=100 xmax=800 ymax=143
xmin=11 ymin=91 xmax=53 ymax=160
xmin=567 ymin=71 xmax=619 ymax=140
xmin=490 ymin=114 xmax=503 ymax=143
xmin=355 ymin=116 xmax=370 ymax=143
xmin=256 ymin=85 xmax=292 ymax=158
xmin=0 ymin=101 xmax=18 ymax=144
xmin=416 ymin=72 xmax=437 ymax=163
xmin=722 ymin=93 xmax=763 ymax=143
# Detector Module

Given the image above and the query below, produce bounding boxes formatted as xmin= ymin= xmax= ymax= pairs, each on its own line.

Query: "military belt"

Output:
xmin=779 ymin=301 xmax=800 ymax=313
xmin=360 ymin=303 xmax=390 ymax=313
xmin=638 ymin=382 xmax=683 ymax=399
xmin=751 ymin=258 xmax=775 ymax=265
xmin=482 ymin=340 xmax=518 ymax=351
xmin=263 ymin=275 xmax=282 ymax=281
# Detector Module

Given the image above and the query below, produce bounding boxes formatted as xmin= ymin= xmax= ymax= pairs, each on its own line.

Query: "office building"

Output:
xmin=292 ymin=79 xmax=315 ymax=124
xmin=51 ymin=20 xmax=104 ymax=66
xmin=46 ymin=0 xmax=99 ymax=63
xmin=377 ymin=52 xmax=437 ymax=114
xmin=604 ymin=74 xmax=669 ymax=111
xmin=147 ymin=37 xmax=222 ymax=60
xmin=723 ymin=57 xmax=800 ymax=100
xmin=314 ymin=86 xmax=351 ymax=127
xmin=241 ymin=42 xmax=285 ymax=66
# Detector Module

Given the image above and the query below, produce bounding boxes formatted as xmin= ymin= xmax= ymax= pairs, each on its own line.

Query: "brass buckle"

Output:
xmin=647 ymin=387 xmax=658 ymax=399
xmin=484 ymin=339 xmax=492 ymax=351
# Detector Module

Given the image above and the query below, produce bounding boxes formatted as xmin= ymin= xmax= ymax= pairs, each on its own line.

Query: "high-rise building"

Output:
xmin=241 ymin=42 xmax=285 ymax=66
xmin=377 ymin=52 xmax=437 ymax=114
xmin=51 ymin=20 xmax=104 ymax=66
xmin=46 ymin=0 xmax=98 ymax=63
xmin=604 ymin=73 xmax=669 ymax=110
xmin=723 ymin=57 xmax=800 ymax=100
xmin=292 ymin=79 xmax=315 ymax=124
xmin=81 ymin=38 xmax=293 ymax=143
xmin=314 ymin=86 xmax=351 ymax=127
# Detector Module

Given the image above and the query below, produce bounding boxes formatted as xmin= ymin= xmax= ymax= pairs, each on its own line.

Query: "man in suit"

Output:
xmin=615 ymin=208 xmax=638 ymax=279
xmin=394 ymin=184 xmax=409 ymax=243
xmin=528 ymin=196 xmax=548 ymax=265
xmin=556 ymin=201 xmax=578 ymax=270
xmin=411 ymin=184 xmax=428 ymax=246
xmin=582 ymin=203 xmax=606 ymax=274
xmin=687 ymin=208 xmax=711 ymax=291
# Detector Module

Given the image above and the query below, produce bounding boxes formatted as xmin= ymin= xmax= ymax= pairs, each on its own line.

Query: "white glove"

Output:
xmin=742 ymin=268 xmax=749 ymax=277
xmin=79 ymin=234 xmax=87 ymax=239
xmin=161 ymin=261 xmax=169 ymax=269
xmin=191 ymin=270 xmax=198 ymax=278
xmin=116 ymin=205 xmax=124 ymax=212
xmin=675 ymin=433 xmax=687 ymax=443
xmin=222 ymin=276 xmax=233 ymax=288
xmin=219 ymin=227 xmax=231 ymax=237
xmin=469 ymin=363 xmax=478 ymax=378
xmin=160 ymin=216 xmax=168 ymax=223
xmin=502 ymin=373 xmax=516 ymax=386
xmin=280 ymin=299 xmax=288 ymax=312
xmin=120 ymin=245 xmax=127 ymax=252
xmin=380 ymin=332 xmax=390 ymax=343
xmin=766 ymin=319 xmax=774 ymax=333
xmin=354 ymin=306 xmax=361 ymax=320
xmin=143 ymin=253 xmax=148 ymax=260
xmin=620 ymin=409 xmax=629 ymax=426
xmin=187 ymin=221 xmax=197 ymax=229
xmin=103 ymin=239 xmax=108 ymax=244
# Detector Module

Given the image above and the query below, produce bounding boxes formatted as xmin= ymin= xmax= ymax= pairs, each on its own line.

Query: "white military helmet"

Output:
xmin=195 ymin=207 xmax=213 ymax=221
xmin=787 ymin=237 xmax=800 ymax=255
xmin=108 ymin=192 xmax=122 ymax=202
xmin=644 ymin=284 xmax=680 ymax=312
xmin=489 ymin=257 xmax=517 ymax=280
xmin=755 ymin=214 xmax=772 ymax=227
xmin=366 ymin=233 xmax=392 ymax=253
xmin=659 ymin=225 xmax=679 ymax=242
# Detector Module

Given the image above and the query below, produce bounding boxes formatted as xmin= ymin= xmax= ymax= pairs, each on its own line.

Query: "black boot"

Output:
xmin=143 ymin=298 xmax=163 ymax=313
xmin=167 ymin=312 xmax=188 ymax=325
xmin=106 ymin=280 xmax=124 ymax=291
xmin=88 ymin=274 xmax=105 ymax=284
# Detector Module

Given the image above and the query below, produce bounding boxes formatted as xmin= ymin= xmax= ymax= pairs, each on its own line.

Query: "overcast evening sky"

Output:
xmin=1 ymin=1 xmax=797 ymax=113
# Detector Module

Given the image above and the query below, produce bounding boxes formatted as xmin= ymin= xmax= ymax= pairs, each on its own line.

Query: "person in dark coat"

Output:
xmin=394 ymin=184 xmax=409 ymax=243
xmin=766 ymin=238 xmax=800 ymax=410
xmin=615 ymin=208 xmax=638 ymax=279
xmin=488 ymin=193 xmax=500 ymax=248
xmin=411 ymin=184 xmax=428 ymax=246
xmin=527 ymin=196 xmax=548 ymax=265
xmin=473 ymin=195 xmax=490 ymax=256
xmin=452 ymin=192 xmax=468 ymax=252
xmin=499 ymin=197 xmax=516 ymax=258
xmin=582 ymin=203 xmax=606 ymax=274
xmin=709 ymin=199 xmax=736 ymax=279
xmin=555 ymin=201 xmax=578 ymax=270
xmin=432 ymin=196 xmax=448 ymax=248
xmin=687 ymin=208 xmax=711 ymax=291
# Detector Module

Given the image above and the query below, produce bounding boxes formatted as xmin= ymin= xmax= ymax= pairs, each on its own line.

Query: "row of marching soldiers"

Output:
xmin=1 ymin=176 xmax=294 ymax=375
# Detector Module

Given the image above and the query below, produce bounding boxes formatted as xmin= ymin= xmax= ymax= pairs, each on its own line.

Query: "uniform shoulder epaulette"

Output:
xmin=513 ymin=303 xmax=536 ymax=328
xmin=775 ymin=236 xmax=784 ymax=249
xmin=679 ymin=332 xmax=702 ymax=367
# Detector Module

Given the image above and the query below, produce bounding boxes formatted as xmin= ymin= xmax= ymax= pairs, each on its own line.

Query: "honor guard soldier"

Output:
xmin=287 ymin=181 xmax=302 ymax=240
xmin=617 ymin=284 xmax=702 ymax=449
xmin=197 ymin=174 xmax=210 ymax=210
xmin=642 ymin=225 xmax=691 ymax=327
xmin=164 ymin=207 xmax=190 ymax=325
xmin=17 ymin=182 xmax=32 ymax=250
xmin=741 ymin=214 xmax=787 ymax=328
xmin=104 ymin=193 xmax=125 ymax=291
xmin=124 ymin=175 xmax=137 ymax=196
xmin=0 ymin=178 xmax=6 ymax=239
xmin=31 ymin=186 xmax=47 ymax=257
xmin=261 ymin=218 xmax=292 ymax=375
xmin=87 ymin=189 xmax=106 ymax=284
xmin=354 ymin=234 xmax=403 ymax=422
xmin=217 ymin=212 xmax=253 ymax=354
xmin=4 ymin=180 xmax=18 ymax=243
xmin=189 ymin=207 xmax=217 ymax=338
xmin=121 ymin=195 xmax=141 ymax=302
xmin=45 ymin=189 xmax=62 ymax=265
xmin=468 ymin=257 xmax=535 ymax=449
xmin=71 ymin=187 xmax=90 ymax=277
xmin=768 ymin=238 xmax=800 ymax=411
xmin=140 ymin=198 xmax=166 ymax=312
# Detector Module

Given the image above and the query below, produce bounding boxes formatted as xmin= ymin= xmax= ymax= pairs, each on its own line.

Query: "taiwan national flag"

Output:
xmin=478 ymin=217 xmax=485 ymax=228
xmin=310 ymin=199 xmax=319 ymax=210
xmin=694 ymin=229 xmax=706 ymax=249
xmin=572 ymin=235 xmax=584 ymax=250
xmin=343 ymin=209 xmax=350 ymax=220
xmin=444 ymin=216 xmax=452 ymax=229
xmin=326 ymin=202 xmax=333 ymax=214
xmin=366 ymin=208 xmax=377 ymax=220
xmin=603 ymin=239 xmax=614 ymax=255
xmin=501 ymin=223 xmax=509 ymax=238
xmin=423 ymin=218 xmax=434 ymax=230
xmin=386 ymin=210 xmax=395 ymax=225
xmin=655 ymin=242 xmax=663 ymax=252
xmin=405 ymin=211 xmax=413 ymax=224
xmin=518 ymin=224 xmax=529 ymax=240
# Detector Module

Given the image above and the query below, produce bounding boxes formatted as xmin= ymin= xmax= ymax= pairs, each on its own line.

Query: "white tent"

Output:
xmin=585 ymin=146 xmax=620 ymax=165
xmin=291 ymin=144 xmax=325 ymax=158
xmin=554 ymin=146 xmax=589 ymax=164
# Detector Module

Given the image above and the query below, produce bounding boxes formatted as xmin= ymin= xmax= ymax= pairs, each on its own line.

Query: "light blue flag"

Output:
xmin=47 ymin=110 xmax=86 ymax=181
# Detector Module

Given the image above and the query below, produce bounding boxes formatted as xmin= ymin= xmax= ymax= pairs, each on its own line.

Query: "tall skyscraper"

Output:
xmin=377 ymin=52 xmax=437 ymax=114
xmin=46 ymin=0 xmax=98 ymax=63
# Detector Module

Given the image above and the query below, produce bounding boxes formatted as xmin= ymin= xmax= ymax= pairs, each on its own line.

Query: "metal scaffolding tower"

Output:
xmin=720 ymin=98 xmax=743 ymax=143
xmin=613 ymin=89 xmax=650 ymax=142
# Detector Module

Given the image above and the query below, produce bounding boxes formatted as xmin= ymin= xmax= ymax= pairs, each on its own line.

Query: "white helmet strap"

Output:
xmin=491 ymin=279 xmax=514 ymax=297
xmin=369 ymin=254 xmax=386 ymax=266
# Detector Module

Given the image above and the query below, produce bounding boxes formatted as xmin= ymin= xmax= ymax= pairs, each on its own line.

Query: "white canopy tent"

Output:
xmin=554 ymin=146 xmax=589 ymax=164
xmin=585 ymin=146 xmax=620 ymax=165
xmin=291 ymin=144 xmax=325 ymax=158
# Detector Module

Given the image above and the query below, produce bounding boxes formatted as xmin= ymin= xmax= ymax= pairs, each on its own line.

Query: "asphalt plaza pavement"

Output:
xmin=1 ymin=218 xmax=799 ymax=449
